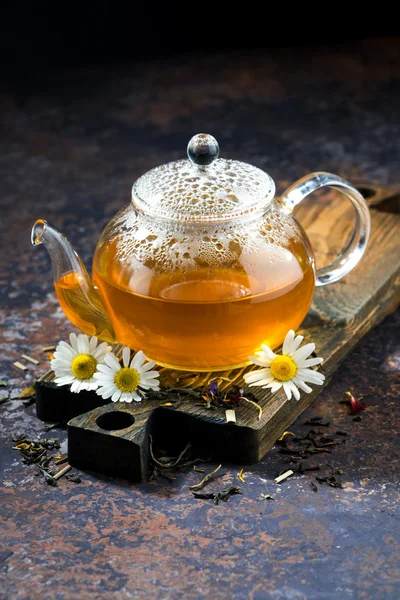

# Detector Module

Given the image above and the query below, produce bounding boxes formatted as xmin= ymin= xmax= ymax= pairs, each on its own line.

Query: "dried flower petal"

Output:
xmin=344 ymin=391 xmax=366 ymax=415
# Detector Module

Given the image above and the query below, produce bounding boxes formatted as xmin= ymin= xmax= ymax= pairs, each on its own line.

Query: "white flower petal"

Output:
xmin=293 ymin=376 xmax=313 ymax=393
xmin=54 ymin=346 xmax=75 ymax=360
xmin=296 ymin=357 xmax=324 ymax=368
xmin=93 ymin=373 xmax=112 ymax=384
xmin=249 ymin=376 xmax=275 ymax=387
xmin=69 ymin=332 xmax=79 ymax=352
xmin=130 ymin=350 xmax=146 ymax=370
xmin=292 ymin=343 xmax=315 ymax=362
xmin=51 ymin=358 xmax=73 ymax=369
xmin=244 ymin=368 xmax=271 ymax=384
xmin=70 ymin=380 xmax=81 ymax=393
xmin=283 ymin=381 xmax=292 ymax=400
xmin=289 ymin=380 xmax=300 ymax=400
xmin=260 ymin=345 xmax=277 ymax=360
xmin=88 ymin=336 xmax=98 ymax=354
xmin=139 ymin=360 xmax=157 ymax=373
xmin=77 ymin=334 xmax=89 ymax=354
xmin=58 ymin=340 xmax=77 ymax=355
xmin=283 ymin=330 xmax=295 ymax=355
xmin=112 ymin=390 xmax=122 ymax=402
xmin=123 ymin=395 xmax=133 ymax=403
xmin=93 ymin=342 xmax=109 ymax=360
xmin=248 ymin=356 xmax=272 ymax=368
xmin=96 ymin=363 xmax=114 ymax=375
xmin=96 ymin=386 xmax=116 ymax=399
xmin=139 ymin=371 xmax=160 ymax=380
xmin=132 ymin=391 xmax=142 ymax=402
xmin=289 ymin=335 xmax=304 ymax=355
xmin=267 ymin=381 xmax=283 ymax=394
xmin=139 ymin=382 xmax=160 ymax=391
xmin=105 ymin=352 xmax=121 ymax=371
xmin=54 ymin=376 xmax=75 ymax=386
xmin=297 ymin=369 xmax=325 ymax=384
xmin=122 ymin=347 xmax=131 ymax=367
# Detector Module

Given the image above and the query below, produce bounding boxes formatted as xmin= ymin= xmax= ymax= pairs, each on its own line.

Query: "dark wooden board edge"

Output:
xmin=35 ymin=380 xmax=111 ymax=423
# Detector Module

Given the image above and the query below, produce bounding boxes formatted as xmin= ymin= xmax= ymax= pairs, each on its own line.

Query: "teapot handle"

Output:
xmin=280 ymin=172 xmax=371 ymax=287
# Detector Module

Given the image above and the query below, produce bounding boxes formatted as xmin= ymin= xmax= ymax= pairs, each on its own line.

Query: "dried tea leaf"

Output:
xmin=192 ymin=485 xmax=241 ymax=505
xmin=189 ymin=464 xmax=222 ymax=491
xmin=39 ymin=468 xmax=57 ymax=486
xmin=66 ymin=474 xmax=81 ymax=483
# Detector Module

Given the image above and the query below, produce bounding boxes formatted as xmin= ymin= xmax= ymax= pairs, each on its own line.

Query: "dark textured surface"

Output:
xmin=1 ymin=39 xmax=400 ymax=599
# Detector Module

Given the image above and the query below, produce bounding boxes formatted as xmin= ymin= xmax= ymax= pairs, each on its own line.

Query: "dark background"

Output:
xmin=1 ymin=3 xmax=399 ymax=77
xmin=1 ymin=5 xmax=400 ymax=600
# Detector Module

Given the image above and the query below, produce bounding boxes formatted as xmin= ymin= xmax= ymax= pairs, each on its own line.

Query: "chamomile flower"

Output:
xmin=51 ymin=333 xmax=110 ymax=393
xmin=243 ymin=330 xmax=325 ymax=401
xmin=94 ymin=347 xmax=160 ymax=403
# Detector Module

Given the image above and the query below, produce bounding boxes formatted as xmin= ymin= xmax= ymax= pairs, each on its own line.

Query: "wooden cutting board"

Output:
xmin=36 ymin=184 xmax=400 ymax=481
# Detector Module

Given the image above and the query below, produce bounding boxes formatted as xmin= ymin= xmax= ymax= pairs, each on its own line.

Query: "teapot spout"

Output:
xmin=31 ymin=219 xmax=115 ymax=343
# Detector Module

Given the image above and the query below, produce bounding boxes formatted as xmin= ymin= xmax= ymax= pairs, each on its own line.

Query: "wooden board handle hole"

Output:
xmin=96 ymin=411 xmax=135 ymax=431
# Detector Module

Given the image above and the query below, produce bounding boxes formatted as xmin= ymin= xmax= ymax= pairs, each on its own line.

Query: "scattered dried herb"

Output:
xmin=225 ymin=409 xmax=236 ymax=423
xmin=238 ymin=468 xmax=245 ymax=483
xmin=12 ymin=435 xmax=60 ymax=465
xmin=15 ymin=387 xmax=36 ymax=407
xmin=0 ymin=381 xmax=7 ymax=387
xmin=21 ymin=354 xmax=39 ymax=365
xmin=202 ymin=382 xmax=262 ymax=419
xmin=192 ymin=485 xmax=241 ymax=505
xmin=193 ymin=466 xmax=205 ymax=473
xmin=66 ymin=474 xmax=81 ymax=483
xmin=11 ymin=435 xmax=80 ymax=486
xmin=275 ymin=470 xmax=294 ymax=484
xmin=149 ymin=436 xmax=210 ymax=480
xmin=13 ymin=361 xmax=28 ymax=371
xmin=53 ymin=464 xmax=71 ymax=481
xmin=315 ymin=465 xmax=344 ymax=489
xmin=310 ymin=481 xmax=318 ymax=492
xmin=19 ymin=387 xmax=36 ymax=399
xmin=39 ymin=467 xmax=57 ymax=486
xmin=264 ymin=494 xmax=275 ymax=500
xmin=42 ymin=346 xmax=56 ymax=352
xmin=342 ymin=391 xmax=366 ymax=415
xmin=43 ymin=422 xmax=64 ymax=432
xmin=189 ymin=464 xmax=222 ymax=491
xmin=279 ymin=431 xmax=295 ymax=441
xmin=304 ymin=417 xmax=330 ymax=427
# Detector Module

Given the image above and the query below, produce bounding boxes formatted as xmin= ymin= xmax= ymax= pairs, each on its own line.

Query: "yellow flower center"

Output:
xmin=114 ymin=367 xmax=140 ymax=392
xmin=71 ymin=354 xmax=97 ymax=380
xmin=270 ymin=355 xmax=297 ymax=381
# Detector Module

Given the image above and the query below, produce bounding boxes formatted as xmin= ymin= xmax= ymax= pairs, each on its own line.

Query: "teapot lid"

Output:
xmin=131 ymin=134 xmax=275 ymax=224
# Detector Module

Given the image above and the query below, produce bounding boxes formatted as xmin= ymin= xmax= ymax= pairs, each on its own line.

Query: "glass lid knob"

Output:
xmin=187 ymin=133 xmax=220 ymax=167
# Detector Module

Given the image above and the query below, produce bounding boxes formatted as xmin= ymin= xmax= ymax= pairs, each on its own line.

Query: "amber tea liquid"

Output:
xmin=90 ymin=240 xmax=315 ymax=371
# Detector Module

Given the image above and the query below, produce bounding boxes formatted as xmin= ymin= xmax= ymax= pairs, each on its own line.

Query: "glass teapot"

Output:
xmin=32 ymin=134 xmax=370 ymax=371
